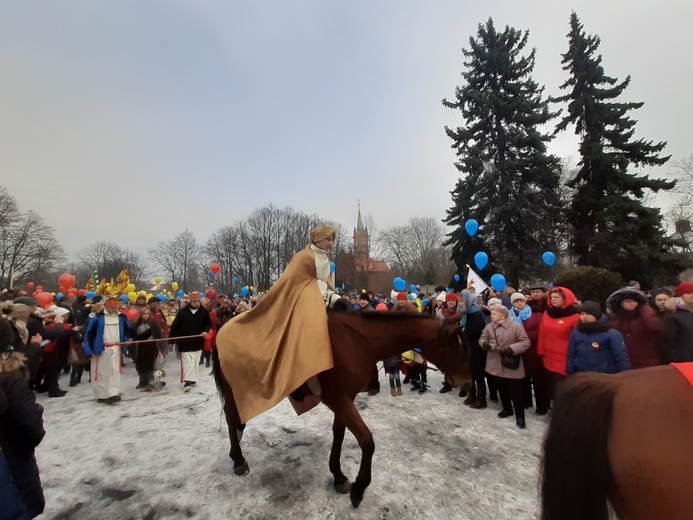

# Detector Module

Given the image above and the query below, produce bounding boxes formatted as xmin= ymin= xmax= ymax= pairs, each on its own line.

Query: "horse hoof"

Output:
xmin=350 ymin=491 xmax=363 ymax=508
xmin=233 ymin=462 xmax=250 ymax=476
xmin=334 ymin=481 xmax=351 ymax=494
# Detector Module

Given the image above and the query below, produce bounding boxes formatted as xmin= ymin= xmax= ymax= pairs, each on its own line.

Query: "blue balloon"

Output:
xmin=446 ymin=288 xmax=451 ymax=293
xmin=177 ymin=289 xmax=184 ymax=298
xmin=409 ymin=284 xmax=417 ymax=293
xmin=542 ymin=251 xmax=556 ymax=266
xmin=341 ymin=283 xmax=345 ymax=290
xmin=56 ymin=293 xmax=64 ymax=301
xmin=240 ymin=287 xmax=249 ymax=297
xmin=453 ymin=274 xmax=460 ymax=282
xmin=232 ymin=276 xmax=238 ymax=283
xmin=465 ymin=219 xmax=479 ymax=237
xmin=85 ymin=291 xmax=96 ymax=299
xmin=474 ymin=251 xmax=488 ymax=271
xmin=120 ymin=294 xmax=129 ymax=303
xmin=407 ymin=293 xmax=416 ymax=301
xmin=208 ymin=270 xmax=215 ymax=277
xmin=330 ymin=261 xmax=336 ymax=274
xmin=421 ymin=298 xmax=429 ymax=307
xmin=393 ymin=277 xmax=406 ymax=292
xmin=157 ymin=293 xmax=166 ymax=302
xmin=252 ymin=290 xmax=257 ymax=296
xmin=490 ymin=273 xmax=507 ymax=292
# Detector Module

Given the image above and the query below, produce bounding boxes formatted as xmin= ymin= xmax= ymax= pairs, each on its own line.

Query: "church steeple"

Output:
xmin=356 ymin=200 xmax=365 ymax=231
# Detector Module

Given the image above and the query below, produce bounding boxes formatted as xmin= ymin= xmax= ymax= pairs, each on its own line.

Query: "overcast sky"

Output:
xmin=1 ymin=1 xmax=691 ymax=259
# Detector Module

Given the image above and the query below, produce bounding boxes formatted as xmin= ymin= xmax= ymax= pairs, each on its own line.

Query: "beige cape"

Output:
xmin=216 ymin=245 xmax=334 ymax=423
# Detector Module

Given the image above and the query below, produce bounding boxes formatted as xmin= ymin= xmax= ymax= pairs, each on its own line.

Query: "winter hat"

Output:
xmin=578 ymin=301 xmax=602 ymax=320
xmin=53 ymin=307 xmax=70 ymax=317
xmin=510 ymin=293 xmax=526 ymax=304
xmin=487 ymin=297 xmax=502 ymax=307
xmin=359 ymin=291 xmax=371 ymax=302
xmin=489 ymin=304 xmax=509 ymax=318
xmin=13 ymin=296 xmax=38 ymax=307
xmin=396 ymin=292 xmax=407 ymax=301
xmin=0 ymin=316 xmax=15 ymax=352
xmin=375 ymin=303 xmax=389 ymax=312
xmin=628 ymin=280 xmax=640 ymax=288
xmin=436 ymin=292 xmax=446 ymax=302
xmin=445 ymin=292 xmax=459 ymax=302
xmin=675 ymin=282 xmax=693 ymax=297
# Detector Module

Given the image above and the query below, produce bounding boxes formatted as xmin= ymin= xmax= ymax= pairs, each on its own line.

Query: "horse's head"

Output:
xmin=423 ymin=322 xmax=472 ymax=388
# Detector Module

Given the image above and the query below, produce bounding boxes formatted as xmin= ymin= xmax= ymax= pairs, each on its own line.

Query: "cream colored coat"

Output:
xmin=480 ymin=317 xmax=530 ymax=379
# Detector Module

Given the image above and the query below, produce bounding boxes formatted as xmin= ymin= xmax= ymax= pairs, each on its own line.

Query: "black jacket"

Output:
xmin=662 ymin=304 xmax=693 ymax=363
xmin=0 ymin=352 xmax=45 ymax=518
xmin=169 ymin=306 xmax=212 ymax=352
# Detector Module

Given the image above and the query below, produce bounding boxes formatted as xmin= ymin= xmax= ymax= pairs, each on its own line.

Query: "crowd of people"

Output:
xmin=0 ymin=272 xmax=692 ymax=517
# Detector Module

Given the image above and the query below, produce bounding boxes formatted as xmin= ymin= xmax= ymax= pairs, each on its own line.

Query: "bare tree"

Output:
xmin=0 ymin=209 xmax=65 ymax=288
xmin=148 ymin=229 xmax=200 ymax=292
xmin=77 ymin=241 xmax=147 ymax=286
xmin=378 ymin=217 xmax=454 ymax=283
xmin=671 ymin=155 xmax=693 ymax=203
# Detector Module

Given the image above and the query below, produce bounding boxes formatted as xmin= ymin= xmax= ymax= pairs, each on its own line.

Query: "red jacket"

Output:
xmin=537 ymin=287 xmax=580 ymax=375
xmin=608 ymin=305 xmax=662 ymax=368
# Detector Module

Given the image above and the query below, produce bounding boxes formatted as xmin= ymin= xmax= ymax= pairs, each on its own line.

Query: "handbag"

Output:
xmin=492 ymin=327 xmax=521 ymax=370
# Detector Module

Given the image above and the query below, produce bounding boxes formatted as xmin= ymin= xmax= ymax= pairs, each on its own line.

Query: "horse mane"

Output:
xmin=541 ymin=373 xmax=619 ymax=520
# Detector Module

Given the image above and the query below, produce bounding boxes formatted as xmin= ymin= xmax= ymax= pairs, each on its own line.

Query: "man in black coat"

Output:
xmin=0 ymin=316 xmax=46 ymax=518
xmin=169 ymin=292 xmax=211 ymax=392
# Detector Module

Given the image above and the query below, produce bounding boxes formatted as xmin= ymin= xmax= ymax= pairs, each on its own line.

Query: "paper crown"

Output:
xmin=188 ymin=292 xmax=200 ymax=299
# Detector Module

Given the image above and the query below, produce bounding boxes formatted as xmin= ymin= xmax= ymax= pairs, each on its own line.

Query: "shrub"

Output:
xmin=554 ymin=266 xmax=624 ymax=306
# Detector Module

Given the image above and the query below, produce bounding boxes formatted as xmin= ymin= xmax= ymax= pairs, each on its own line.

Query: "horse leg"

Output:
xmin=329 ymin=417 xmax=350 ymax=494
xmin=328 ymin=399 xmax=375 ymax=508
xmin=223 ymin=396 xmax=249 ymax=475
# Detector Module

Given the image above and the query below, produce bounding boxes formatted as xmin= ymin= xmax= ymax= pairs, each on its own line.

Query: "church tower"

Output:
xmin=353 ymin=201 xmax=369 ymax=269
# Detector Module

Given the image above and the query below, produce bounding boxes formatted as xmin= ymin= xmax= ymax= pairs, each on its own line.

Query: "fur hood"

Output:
xmin=606 ymin=287 xmax=648 ymax=314
xmin=0 ymin=351 xmax=27 ymax=374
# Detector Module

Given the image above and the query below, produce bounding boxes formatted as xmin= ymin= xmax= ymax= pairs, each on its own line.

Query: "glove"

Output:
xmin=500 ymin=346 xmax=514 ymax=356
xmin=481 ymin=341 xmax=491 ymax=351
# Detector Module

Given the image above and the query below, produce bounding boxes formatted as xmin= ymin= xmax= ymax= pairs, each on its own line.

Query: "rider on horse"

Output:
xmin=216 ymin=226 xmax=339 ymax=423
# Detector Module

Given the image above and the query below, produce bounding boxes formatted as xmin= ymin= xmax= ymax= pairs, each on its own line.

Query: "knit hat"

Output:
xmin=396 ymin=292 xmax=407 ymax=301
xmin=436 ymin=292 xmax=446 ymax=302
xmin=487 ymin=297 xmax=502 ymax=307
xmin=675 ymin=282 xmax=693 ymax=297
xmin=375 ymin=303 xmax=389 ymax=312
xmin=445 ymin=292 xmax=459 ymax=302
xmin=578 ymin=301 xmax=602 ymax=320
xmin=628 ymin=280 xmax=640 ymax=287
xmin=489 ymin=304 xmax=509 ymax=317
xmin=13 ymin=296 xmax=38 ymax=307
xmin=359 ymin=291 xmax=371 ymax=302
xmin=510 ymin=293 xmax=526 ymax=304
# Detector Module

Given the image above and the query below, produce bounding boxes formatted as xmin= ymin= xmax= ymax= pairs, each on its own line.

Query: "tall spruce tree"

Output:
xmin=443 ymin=19 xmax=564 ymax=285
xmin=554 ymin=12 xmax=685 ymax=283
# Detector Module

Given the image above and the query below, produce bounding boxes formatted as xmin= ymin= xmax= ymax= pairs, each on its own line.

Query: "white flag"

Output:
xmin=467 ymin=267 xmax=489 ymax=293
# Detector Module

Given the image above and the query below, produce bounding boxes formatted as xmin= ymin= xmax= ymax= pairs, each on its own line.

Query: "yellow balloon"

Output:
xmin=139 ymin=290 xmax=147 ymax=296
xmin=250 ymin=286 xmax=255 ymax=291
xmin=155 ymin=277 xmax=162 ymax=284
xmin=147 ymin=293 xmax=153 ymax=299
xmin=126 ymin=284 xmax=136 ymax=293
xmin=128 ymin=291 xmax=137 ymax=302
xmin=171 ymin=282 xmax=179 ymax=291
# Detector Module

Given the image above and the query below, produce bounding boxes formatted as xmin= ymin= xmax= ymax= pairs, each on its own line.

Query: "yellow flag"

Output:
xmin=109 ymin=268 xmax=131 ymax=295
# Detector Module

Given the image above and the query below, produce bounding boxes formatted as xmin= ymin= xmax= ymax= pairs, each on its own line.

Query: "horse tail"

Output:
xmin=541 ymin=374 xmax=619 ymax=520
xmin=212 ymin=348 xmax=225 ymax=400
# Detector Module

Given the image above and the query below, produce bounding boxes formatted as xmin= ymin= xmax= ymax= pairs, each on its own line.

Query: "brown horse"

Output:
xmin=213 ymin=310 xmax=471 ymax=508
xmin=541 ymin=364 xmax=693 ymax=520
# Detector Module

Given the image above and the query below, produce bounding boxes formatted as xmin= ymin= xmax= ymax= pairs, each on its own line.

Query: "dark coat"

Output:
xmin=607 ymin=288 xmax=662 ymax=368
xmin=661 ymin=301 xmax=693 ymax=363
xmin=462 ymin=307 xmax=487 ymax=379
xmin=169 ymin=306 xmax=212 ymax=352
xmin=566 ymin=321 xmax=631 ymax=374
xmin=518 ymin=311 xmax=543 ymax=376
xmin=0 ymin=376 xmax=30 ymax=520
xmin=0 ymin=352 xmax=45 ymax=518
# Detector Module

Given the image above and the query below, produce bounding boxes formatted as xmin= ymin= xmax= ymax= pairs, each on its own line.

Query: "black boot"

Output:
xmin=439 ymin=382 xmax=453 ymax=393
xmin=69 ymin=372 xmax=78 ymax=387
xmin=463 ymin=383 xmax=477 ymax=405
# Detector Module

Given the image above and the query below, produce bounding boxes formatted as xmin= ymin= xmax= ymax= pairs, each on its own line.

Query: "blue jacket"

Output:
xmin=566 ymin=321 xmax=631 ymax=375
xmin=83 ymin=312 xmax=133 ymax=356
xmin=0 ymin=450 xmax=28 ymax=520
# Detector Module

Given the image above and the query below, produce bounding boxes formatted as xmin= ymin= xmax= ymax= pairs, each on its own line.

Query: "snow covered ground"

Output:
xmin=35 ymin=359 xmax=547 ymax=520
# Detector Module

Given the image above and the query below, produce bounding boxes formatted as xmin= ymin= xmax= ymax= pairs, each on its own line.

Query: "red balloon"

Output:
xmin=36 ymin=292 xmax=54 ymax=309
xmin=58 ymin=273 xmax=75 ymax=290
xmin=32 ymin=291 xmax=38 ymax=297
xmin=27 ymin=282 xmax=34 ymax=289
xmin=210 ymin=263 xmax=221 ymax=275
xmin=126 ymin=308 xmax=140 ymax=321
xmin=36 ymin=286 xmax=43 ymax=292
xmin=59 ymin=286 xmax=69 ymax=295
xmin=205 ymin=289 xmax=217 ymax=300
xmin=78 ymin=289 xmax=87 ymax=296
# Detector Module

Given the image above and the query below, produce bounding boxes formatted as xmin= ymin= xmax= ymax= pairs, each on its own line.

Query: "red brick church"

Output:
xmin=334 ymin=203 xmax=391 ymax=294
